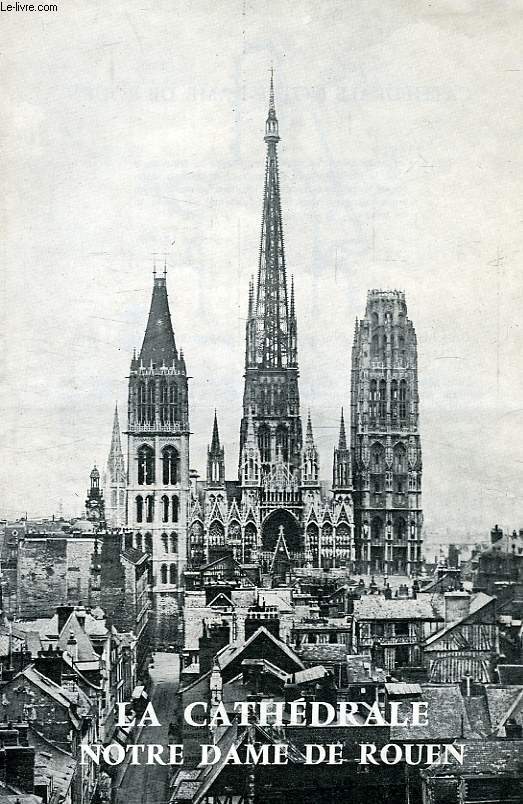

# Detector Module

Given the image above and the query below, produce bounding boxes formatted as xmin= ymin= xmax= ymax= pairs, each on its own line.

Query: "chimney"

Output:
xmin=505 ymin=719 xmax=522 ymax=739
xmin=75 ymin=605 xmax=87 ymax=629
xmin=5 ymin=745 xmax=35 ymax=792
xmin=198 ymin=621 xmax=230 ymax=676
xmin=67 ymin=631 xmax=78 ymax=662
xmin=57 ymin=604 xmax=75 ymax=633
xmin=34 ymin=645 xmax=64 ymax=686
xmin=444 ymin=591 xmax=471 ymax=624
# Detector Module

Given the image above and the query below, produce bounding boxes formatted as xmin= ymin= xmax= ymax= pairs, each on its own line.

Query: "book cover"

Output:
xmin=1 ymin=3 xmax=521 ymax=804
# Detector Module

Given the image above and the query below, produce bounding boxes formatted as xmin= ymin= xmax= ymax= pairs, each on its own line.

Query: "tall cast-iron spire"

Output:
xmin=240 ymin=72 xmax=302 ymax=477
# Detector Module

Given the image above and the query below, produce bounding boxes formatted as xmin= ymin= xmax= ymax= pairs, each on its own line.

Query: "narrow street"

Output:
xmin=115 ymin=652 xmax=180 ymax=804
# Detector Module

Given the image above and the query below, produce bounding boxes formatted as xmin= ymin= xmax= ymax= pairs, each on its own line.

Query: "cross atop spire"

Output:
xmin=338 ymin=407 xmax=347 ymax=451
xmin=210 ymin=409 xmax=221 ymax=454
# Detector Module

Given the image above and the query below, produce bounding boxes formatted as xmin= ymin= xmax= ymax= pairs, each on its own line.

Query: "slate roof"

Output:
xmin=217 ymin=626 xmax=304 ymax=672
xmin=425 ymin=592 xmax=495 ymax=646
xmin=293 ymin=666 xmax=330 ymax=684
xmin=121 ymin=547 xmax=148 ymax=565
xmin=139 ymin=276 xmax=178 ymax=366
xmin=18 ymin=666 xmax=92 ymax=723
xmin=353 ymin=593 xmax=441 ymax=621
xmin=57 ymin=612 xmax=100 ymax=663
xmin=485 ymin=686 xmax=523 ymax=736
xmin=422 ymin=739 xmax=522 ymax=777
xmin=390 ymin=684 xmax=478 ymax=741
xmin=29 ymin=726 xmax=77 ymax=803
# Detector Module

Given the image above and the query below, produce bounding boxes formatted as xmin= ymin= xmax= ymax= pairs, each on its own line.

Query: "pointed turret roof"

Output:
xmin=139 ymin=275 xmax=178 ymax=366
xmin=210 ymin=410 xmax=221 ymax=454
xmin=305 ymin=410 xmax=314 ymax=445
xmin=108 ymin=405 xmax=124 ymax=461
xmin=338 ymin=407 xmax=347 ymax=451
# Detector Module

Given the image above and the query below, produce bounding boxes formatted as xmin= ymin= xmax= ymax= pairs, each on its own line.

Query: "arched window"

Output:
xmin=371 ymin=516 xmax=383 ymax=540
xmin=161 ymin=533 xmax=168 ymax=553
xmin=161 ymin=495 xmax=169 ymax=523
xmin=371 ymin=311 xmax=379 ymax=328
xmin=169 ymin=564 xmax=177 ymax=585
xmin=162 ymin=446 xmax=178 ymax=485
xmin=371 ymin=334 xmax=379 ymax=357
xmin=135 ymin=495 xmax=143 ymax=523
xmin=136 ymin=533 xmax=143 ymax=551
xmin=399 ymin=380 xmax=408 ymax=419
xmin=371 ymin=443 xmax=385 ymax=473
xmin=138 ymin=445 xmax=155 ymax=485
xmin=379 ymin=379 xmax=386 ymax=419
xmin=170 ymin=532 xmax=178 ymax=553
xmin=275 ymin=425 xmax=288 ymax=462
xmin=390 ymin=380 xmax=398 ymax=419
xmin=159 ymin=380 xmax=169 ymax=425
xmin=144 ymin=533 xmax=152 ymax=554
xmin=146 ymin=382 xmax=155 ymax=425
xmin=258 ymin=425 xmax=271 ymax=464
xmin=160 ymin=564 xmax=167 ymax=584
xmin=124 ymin=532 xmax=133 ymax=550
xmin=393 ymin=444 xmax=407 ymax=473
xmin=171 ymin=495 xmax=179 ymax=523
xmin=169 ymin=384 xmax=178 ymax=424
xmin=395 ymin=518 xmax=407 ymax=541
xmin=137 ymin=382 xmax=146 ymax=424
xmin=209 ymin=521 xmax=224 ymax=546
xmin=145 ymin=495 xmax=154 ymax=523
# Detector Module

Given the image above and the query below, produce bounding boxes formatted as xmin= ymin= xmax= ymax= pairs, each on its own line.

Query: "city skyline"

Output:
xmin=1 ymin=1 xmax=522 ymax=540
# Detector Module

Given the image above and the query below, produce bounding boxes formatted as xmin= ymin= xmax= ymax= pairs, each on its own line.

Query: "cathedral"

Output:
xmin=103 ymin=75 xmax=424 ymax=613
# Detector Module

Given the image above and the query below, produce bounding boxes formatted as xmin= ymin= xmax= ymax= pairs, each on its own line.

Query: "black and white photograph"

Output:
xmin=0 ymin=2 xmax=522 ymax=803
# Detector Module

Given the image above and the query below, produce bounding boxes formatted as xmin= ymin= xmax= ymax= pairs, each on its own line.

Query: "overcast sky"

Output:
xmin=1 ymin=1 xmax=522 ymax=542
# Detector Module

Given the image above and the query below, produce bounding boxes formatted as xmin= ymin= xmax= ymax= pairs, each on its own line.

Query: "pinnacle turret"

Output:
xmin=305 ymin=410 xmax=314 ymax=445
xmin=338 ymin=407 xmax=347 ymax=451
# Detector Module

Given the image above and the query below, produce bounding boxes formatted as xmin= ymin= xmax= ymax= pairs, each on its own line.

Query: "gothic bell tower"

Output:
xmin=126 ymin=270 xmax=190 ymax=608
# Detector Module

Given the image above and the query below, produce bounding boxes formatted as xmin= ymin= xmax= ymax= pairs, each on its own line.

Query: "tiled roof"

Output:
xmin=296 ymin=644 xmax=349 ymax=664
xmin=353 ymin=593 xmax=440 ymax=621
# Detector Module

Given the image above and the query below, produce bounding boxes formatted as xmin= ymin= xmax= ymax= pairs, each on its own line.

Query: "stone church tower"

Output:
xmin=238 ymin=72 xmax=304 ymax=559
xmin=350 ymin=290 xmax=423 ymax=575
xmin=125 ymin=271 xmax=190 ymax=609
xmin=188 ymin=75 xmax=354 ymax=576
xmin=103 ymin=404 xmax=126 ymax=527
